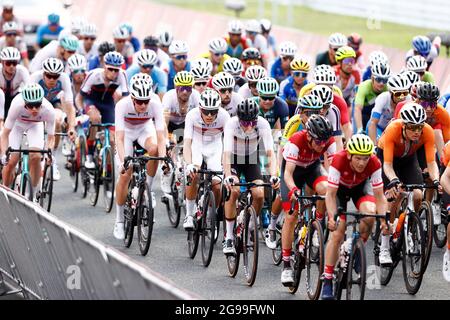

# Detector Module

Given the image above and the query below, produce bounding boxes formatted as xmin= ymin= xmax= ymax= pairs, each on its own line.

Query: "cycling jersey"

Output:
xmin=77 ymin=41 xmax=99 ymax=62
xmin=0 ymin=89 xmax=5 ymax=119
xmin=270 ymin=57 xmax=290 ymax=83
xmin=156 ymin=48 xmax=170 ymax=68
xmin=199 ymin=52 xmax=230 ymax=75
xmin=222 ymin=92 xmax=243 ymax=117
xmin=0 ymin=64 xmax=30 ymax=118
xmin=29 ymin=40 xmax=59 ymax=74
xmin=246 ymin=34 xmax=268 ymax=56
xmin=119 ymin=41 xmax=135 ymax=68
xmin=30 ymin=70 xmax=73 ymax=106
xmin=370 ymin=92 xmax=411 ymax=132
xmin=0 ymin=36 xmax=27 ymax=59
xmin=355 ymin=79 xmax=387 ymax=130
xmin=443 ymin=141 xmax=450 ymax=167
xmin=162 ymin=60 xmax=191 ymax=91
xmin=279 ymin=76 xmax=308 ymax=117
xmin=225 ymin=36 xmax=248 ymax=59
xmin=422 ymin=71 xmax=435 ymax=84
xmin=36 ymin=24 xmax=63 ymax=48
xmin=237 ymin=83 xmax=254 ymax=100
xmin=162 ymin=88 xmax=200 ymax=126
xmin=334 ymin=65 xmax=361 ymax=105
xmin=130 ymin=37 xmax=141 ymax=53
xmin=281 ymin=114 xmax=304 ymax=146
xmin=315 ymin=51 xmax=334 ymax=66
xmin=255 ymin=96 xmax=289 ymax=129
xmin=125 ymin=65 xmax=168 ymax=94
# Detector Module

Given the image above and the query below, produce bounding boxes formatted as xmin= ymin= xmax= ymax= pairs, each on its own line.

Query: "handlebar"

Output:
xmin=333 ymin=207 xmax=389 ymax=228
xmin=288 ymin=194 xmax=325 ymax=215
xmin=91 ymin=123 xmax=115 ymax=128
xmin=124 ymin=155 xmax=170 ymax=170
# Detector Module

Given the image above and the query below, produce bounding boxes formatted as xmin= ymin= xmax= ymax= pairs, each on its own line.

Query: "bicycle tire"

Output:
xmin=346 ymin=238 xmax=366 ymax=300
xmin=70 ymin=148 xmax=79 ymax=193
xmin=137 ymin=182 xmax=154 ymax=256
xmin=40 ymin=163 xmax=53 ymax=212
xmin=306 ymin=220 xmax=324 ymax=300
xmin=271 ymin=237 xmax=282 ymax=266
xmin=123 ymin=185 xmax=135 ymax=248
xmin=89 ymin=166 xmax=100 ymax=207
xmin=373 ymin=228 xmax=397 ymax=286
xmin=166 ymin=175 xmax=181 ymax=228
xmin=418 ymin=201 xmax=433 ymax=271
xmin=187 ymin=230 xmax=200 ymax=259
xmin=433 ymin=218 xmax=448 ymax=248
xmin=21 ymin=172 xmax=33 ymax=201
xmin=227 ymin=234 xmax=240 ymax=278
xmin=288 ymin=222 xmax=303 ymax=294
xmin=102 ymin=146 xmax=115 ymax=213
xmin=243 ymin=206 xmax=259 ymax=286
xmin=201 ymin=191 xmax=216 ymax=267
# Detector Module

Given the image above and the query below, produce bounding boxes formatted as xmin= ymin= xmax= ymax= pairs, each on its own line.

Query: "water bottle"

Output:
xmin=393 ymin=213 xmax=405 ymax=243
xmin=298 ymin=225 xmax=307 ymax=253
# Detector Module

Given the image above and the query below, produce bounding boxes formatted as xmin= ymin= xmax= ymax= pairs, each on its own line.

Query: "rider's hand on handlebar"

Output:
xmin=327 ymin=213 xmax=337 ymax=231
xmin=270 ymin=176 xmax=280 ymax=190
xmin=0 ymin=154 xmax=7 ymax=166
xmin=185 ymin=164 xmax=197 ymax=180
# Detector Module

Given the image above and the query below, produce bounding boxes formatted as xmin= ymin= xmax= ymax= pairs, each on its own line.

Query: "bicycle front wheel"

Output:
xmin=102 ymin=146 xmax=115 ymax=213
xmin=20 ymin=172 xmax=33 ymax=201
xmin=201 ymin=191 xmax=216 ymax=267
xmin=243 ymin=206 xmax=259 ymax=286
xmin=137 ymin=183 xmax=154 ymax=256
xmin=418 ymin=201 xmax=433 ymax=271
xmin=40 ymin=163 xmax=53 ymax=212
xmin=306 ymin=220 xmax=324 ymax=300
xmin=346 ymin=238 xmax=367 ymax=300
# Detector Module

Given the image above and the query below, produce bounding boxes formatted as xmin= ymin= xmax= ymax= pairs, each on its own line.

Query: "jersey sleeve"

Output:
xmin=114 ymin=100 xmax=126 ymax=131
xmin=333 ymin=95 xmax=349 ymax=125
xmin=4 ymin=97 xmax=20 ymax=129
xmin=183 ymin=110 xmax=194 ymax=140
xmin=61 ymin=73 xmax=74 ymax=104
xmin=119 ymin=71 xmax=129 ymax=96
xmin=354 ymin=81 xmax=368 ymax=106
xmin=380 ymin=126 xmax=395 ymax=164
xmin=0 ymin=89 xmax=4 ymax=119
xmin=260 ymin=118 xmax=274 ymax=152
xmin=437 ymin=106 xmax=450 ymax=142
xmin=223 ymin=119 xmax=234 ymax=153
xmin=80 ymin=71 xmax=94 ymax=96
xmin=281 ymin=115 xmax=301 ymax=146
xmin=153 ymin=68 xmax=168 ymax=94
xmin=152 ymin=100 xmax=165 ymax=132
xmin=329 ymin=106 xmax=342 ymax=136
xmin=44 ymin=102 xmax=56 ymax=135
xmin=326 ymin=140 xmax=337 ymax=161
xmin=277 ymin=98 xmax=289 ymax=129
xmin=370 ymin=167 xmax=384 ymax=189
xmin=327 ymin=165 xmax=341 ymax=189
xmin=423 ymin=125 xmax=436 ymax=164
xmin=371 ymin=94 xmax=385 ymax=120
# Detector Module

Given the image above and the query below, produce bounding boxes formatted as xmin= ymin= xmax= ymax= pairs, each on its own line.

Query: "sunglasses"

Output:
xmin=374 ymin=76 xmax=388 ymax=84
xmin=213 ymin=52 xmax=224 ymax=57
xmin=65 ymin=50 xmax=76 ymax=54
xmin=248 ymin=82 xmax=257 ymax=88
xmin=195 ymin=81 xmax=207 ymax=87
xmin=247 ymin=31 xmax=257 ymax=36
xmin=133 ymin=98 xmax=150 ymax=105
xmin=245 ymin=59 xmax=260 ymax=66
xmin=175 ymin=55 xmax=187 ymax=60
xmin=392 ymin=91 xmax=409 ymax=98
xmin=301 ymin=109 xmax=321 ymax=116
xmin=44 ymin=73 xmax=59 ymax=80
xmin=313 ymin=138 xmax=327 ymax=146
xmin=292 ymin=71 xmax=308 ymax=78
xmin=85 ymin=37 xmax=96 ymax=41
xmin=176 ymin=86 xmax=192 ymax=93
xmin=116 ymin=39 xmax=126 ymax=43
xmin=72 ymin=69 xmax=86 ymax=75
xmin=260 ymin=95 xmax=275 ymax=101
xmin=342 ymin=57 xmax=355 ymax=65
xmin=142 ymin=64 xmax=154 ymax=69
xmin=331 ymin=47 xmax=339 ymax=52
xmin=405 ymin=124 xmax=424 ymax=132
xmin=5 ymin=33 xmax=17 ymax=37
xmin=239 ymin=119 xmax=257 ymax=127
xmin=281 ymin=56 xmax=294 ymax=61
xmin=219 ymin=88 xmax=232 ymax=94
xmin=107 ymin=67 xmax=120 ymax=73
xmin=200 ymin=108 xmax=218 ymax=116
xmin=4 ymin=60 xmax=18 ymax=66
xmin=419 ymin=100 xmax=437 ymax=110
xmin=25 ymin=103 xmax=42 ymax=110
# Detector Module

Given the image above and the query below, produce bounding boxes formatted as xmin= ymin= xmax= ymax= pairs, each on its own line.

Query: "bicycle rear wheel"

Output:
xmin=20 ymin=172 xmax=33 ymax=201
xmin=271 ymin=237 xmax=282 ymax=266
xmin=227 ymin=235 xmax=240 ymax=278
xmin=306 ymin=220 xmax=324 ymax=300
xmin=40 ymin=163 xmax=53 ymax=212
xmin=433 ymin=215 xmax=448 ymax=248
xmin=102 ymin=146 xmax=115 ymax=213
xmin=346 ymin=238 xmax=366 ymax=300
xmin=201 ymin=191 xmax=216 ymax=267
xmin=243 ymin=206 xmax=258 ymax=286
xmin=165 ymin=175 xmax=181 ymax=228
xmin=373 ymin=229 xmax=397 ymax=286
xmin=418 ymin=201 xmax=433 ymax=271
xmin=137 ymin=182 xmax=154 ymax=256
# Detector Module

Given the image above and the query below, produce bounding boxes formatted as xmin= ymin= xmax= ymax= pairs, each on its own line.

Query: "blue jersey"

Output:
xmin=88 ymin=55 xmax=101 ymax=71
xmin=270 ymin=57 xmax=289 ymax=83
xmin=126 ymin=65 xmax=168 ymax=94
xmin=166 ymin=61 xmax=191 ymax=91
xmin=36 ymin=24 xmax=63 ymax=47
xmin=255 ymin=96 xmax=289 ymax=129
xmin=130 ymin=37 xmax=141 ymax=52
xmin=362 ymin=66 xmax=372 ymax=82
xmin=281 ymin=76 xmax=308 ymax=117
xmin=39 ymin=79 xmax=63 ymax=105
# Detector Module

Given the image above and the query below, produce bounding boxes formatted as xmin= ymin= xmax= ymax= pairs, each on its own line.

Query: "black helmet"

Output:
xmin=98 ymin=41 xmax=115 ymax=56
xmin=306 ymin=114 xmax=332 ymax=141
xmin=242 ymin=47 xmax=261 ymax=61
xmin=237 ymin=98 xmax=259 ymax=121
xmin=143 ymin=35 xmax=159 ymax=48
xmin=416 ymin=82 xmax=440 ymax=102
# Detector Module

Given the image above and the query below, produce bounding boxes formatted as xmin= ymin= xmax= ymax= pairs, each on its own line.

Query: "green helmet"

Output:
xmin=59 ymin=34 xmax=79 ymax=51
xmin=22 ymin=83 xmax=44 ymax=103
xmin=257 ymin=77 xmax=279 ymax=97
xmin=295 ymin=94 xmax=322 ymax=114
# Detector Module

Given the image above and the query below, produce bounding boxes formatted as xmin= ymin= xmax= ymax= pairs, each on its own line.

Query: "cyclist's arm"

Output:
xmin=325 ymin=181 xmax=338 ymax=219
xmin=368 ymin=117 xmax=379 ymax=144
xmin=46 ymin=134 xmax=55 ymax=151
xmin=183 ymin=138 xmax=192 ymax=165
xmin=223 ymin=121 xmax=234 ymax=177
xmin=115 ymin=130 xmax=125 ymax=165
xmin=381 ymin=133 xmax=397 ymax=182
xmin=75 ymin=92 xmax=84 ymax=113
xmin=283 ymin=161 xmax=297 ymax=192
xmin=0 ymin=127 xmax=10 ymax=156
xmin=441 ymin=165 xmax=450 ymax=194
xmin=423 ymin=126 xmax=440 ymax=182
xmin=435 ymin=129 xmax=445 ymax=160
xmin=354 ymin=84 xmax=366 ymax=132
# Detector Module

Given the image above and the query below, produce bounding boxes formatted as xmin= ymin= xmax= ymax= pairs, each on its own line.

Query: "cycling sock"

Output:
xmin=226 ymin=220 xmax=235 ymax=241
xmin=146 ymin=174 xmax=153 ymax=190
xmin=282 ymin=249 xmax=291 ymax=262
xmin=32 ymin=185 xmax=38 ymax=199
xmin=269 ymin=214 xmax=277 ymax=230
xmin=186 ymin=199 xmax=195 ymax=217
xmin=324 ymin=265 xmax=334 ymax=279
xmin=381 ymin=234 xmax=390 ymax=249
xmin=116 ymin=205 xmax=124 ymax=223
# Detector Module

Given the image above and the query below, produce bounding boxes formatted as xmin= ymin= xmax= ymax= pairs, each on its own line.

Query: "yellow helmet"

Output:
xmin=173 ymin=71 xmax=194 ymax=87
xmin=346 ymin=134 xmax=374 ymax=156
xmin=290 ymin=57 xmax=310 ymax=72
xmin=335 ymin=46 xmax=356 ymax=63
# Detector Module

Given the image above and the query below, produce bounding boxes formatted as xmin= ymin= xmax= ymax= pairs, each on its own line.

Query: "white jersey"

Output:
xmin=77 ymin=41 xmax=99 ymax=62
xmin=4 ymin=95 xmax=55 ymax=135
xmin=120 ymin=41 xmax=135 ymax=61
xmin=0 ymin=89 xmax=5 ymax=119
xmin=325 ymin=104 xmax=342 ymax=137
xmin=115 ymin=93 xmax=164 ymax=132
xmin=223 ymin=116 xmax=273 ymax=156
xmin=0 ymin=36 xmax=27 ymax=55
xmin=237 ymin=83 xmax=253 ymax=100
xmin=157 ymin=48 xmax=170 ymax=68
xmin=30 ymin=70 xmax=73 ymax=105
xmin=29 ymin=40 xmax=59 ymax=74
xmin=0 ymin=65 xmax=30 ymax=97
xmin=184 ymin=107 xmax=230 ymax=146
xmin=371 ymin=92 xmax=412 ymax=130
xmin=246 ymin=34 xmax=268 ymax=56
xmin=162 ymin=89 xmax=200 ymax=125
xmin=222 ymin=92 xmax=244 ymax=117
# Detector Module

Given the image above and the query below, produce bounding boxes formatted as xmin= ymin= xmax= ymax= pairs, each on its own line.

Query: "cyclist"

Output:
xmin=241 ymin=48 xmax=263 ymax=72
xmin=255 ymin=77 xmax=288 ymax=130
xmin=143 ymin=35 xmax=170 ymax=68
xmin=362 ymin=50 xmax=389 ymax=82
xmin=333 ymin=46 xmax=361 ymax=107
xmin=368 ymin=74 xmax=411 ymax=143
xmin=0 ymin=47 xmax=30 ymax=120
xmin=406 ymin=55 xmax=434 ymax=84
xmin=406 ymin=35 xmax=440 ymax=70
xmin=260 ymin=19 xmax=277 ymax=58
xmin=270 ymin=41 xmax=297 ymax=84
xmin=163 ymin=40 xmax=191 ymax=91
xmin=238 ymin=65 xmax=267 ymax=100
xmin=113 ymin=78 xmax=160 ymax=240
xmin=0 ymin=22 xmax=28 ymax=68
xmin=211 ymin=71 xmax=243 ymax=117
xmin=182 ymin=88 xmax=230 ymax=230
xmin=88 ymin=41 xmax=116 ymax=71
xmin=35 ymin=13 xmax=63 ymax=49
xmin=439 ymin=92 xmax=450 ymax=114
xmin=440 ymin=141 xmax=450 ymax=282
xmin=158 ymin=30 xmax=173 ymax=55
xmin=69 ymin=17 xmax=86 ymax=40
xmin=120 ymin=22 xmax=140 ymax=53
xmin=222 ymin=57 xmax=245 ymax=91
xmin=112 ymin=25 xmax=134 ymax=68
xmin=245 ymin=19 xmax=269 ymax=67
xmin=222 ymin=98 xmax=280 ymax=255
xmin=354 ymin=61 xmax=391 ymax=133
xmin=78 ymin=23 xmax=98 ymax=62
xmin=321 ymin=134 xmax=389 ymax=300
xmin=315 ymin=33 xmax=347 ymax=67
xmin=126 ymin=49 xmax=167 ymax=100
xmin=77 ymin=51 xmax=129 ymax=169
xmin=67 ymin=54 xmax=87 ymax=105
xmin=200 ymin=38 xmax=230 ymax=76
xmin=190 ymin=58 xmax=212 ymax=94
xmin=225 ymin=20 xmax=248 ymax=59
xmin=347 ymin=33 xmax=364 ymax=70
xmin=280 ymin=114 xmax=335 ymax=285
xmin=0 ymin=2 xmax=22 ymax=36
xmin=280 ymin=57 xmax=310 ymax=117
xmin=0 ymin=83 xmax=55 ymax=200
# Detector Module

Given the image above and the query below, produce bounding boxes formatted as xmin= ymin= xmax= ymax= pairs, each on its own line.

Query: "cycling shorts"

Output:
xmin=336 ymin=180 xmax=375 ymax=220
xmin=84 ymin=99 xmax=115 ymax=124
xmin=377 ymin=148 xmax=424 ymax=187
xmin=9 ymin=122 xmax=45 ymax=150
xmin=230 ymin=153 xmax=262 ymax=182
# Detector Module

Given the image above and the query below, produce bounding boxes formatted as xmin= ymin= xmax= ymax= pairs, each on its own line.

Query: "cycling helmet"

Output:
xmin=387 ymin=74 xmax=411 ymax=92
xmin=159 ymin=30 xmax=173 ymax=47
xmin=245 ymin=19 xmax=261 ymax=33
xmin=314 ymin=69 xmax=337 ymax=85
xmin=2 ymin=21 xmax=18 ymax=33
xmin=306 ymin=114 xmax=332 ymax=141
xmin=328 ymin=32 xmax=347 ymax=48
xmin=314 ymin=64 xmax=334 ymax=73
xmin=290 ymin=57 xmax=310 ymax=72
xmin=369 ymin=50 xmax=388 ymax=66
xmin=212 ymin=72 xmax=235 ymax=90
xmin=223 ymin=57 xmax=243 ymax=75
xmin=416 ymin=82 xmax=440 ymax=102
xmin=169 ymin=40 xmax=189 ymax=55
xmin=371 ymin=61 xmax=391 ymax=78
xmin=120 ymin=22 xmax=133 ymax=35
xmin=297 ymin=94 xmax=323 ymax=110
xmin=190 ymin=58 xmax=213 ymax=81
xmin=260 ymin=19 xmax=272 ymax=33
xmin=59 ymin=34 xmax=79 ymax=51
xmin=237 ymin=98 xmax=259 ymax=121
xmin=199 ymin=88 xmax=221 ymax=110
xmin=98 ymin=41 xmax=115 ymax=56
xmin=143 ymin=36 xmax=159 ymax=48
xmin=400 ymin=102 xmax=427 ymax=124
xmin=136 ymin=49 xmax=158 ymax=67
xmin=48 ymin=13 xmax=60 ymax=24
xmin=42 ymin=57 xmax=64 ymax=75
xmin=130 ymin=79 xmax=152 ymax=100
xmin=310 ymin=85 xmax=333 ymax=105
xmin=347 ymin=134 xmax=374 ymax=156
xmin=81 ymin=23 xmax=97 ymax=37
xmin=71 ymin=17 xmax=86 ymax=35
xmin=228 ymin=20 xmax=243 ymax=34
xmin=406 ymin=55 xmax=427 ymax=72
xmin=113 ymin=25 xmax=129 ymax=40
xmin=245 ymin=65 xmax=267 ymax=82
xmin=22 ymin=83 xmax=45 ymax=103
xmin=279 ymin=41 xmax=297 ymax=57
xmin=410 ymin=81 xmax=426 ymax=99
xmin=67 ymin=54 xmax=87 ymax=72
xmin=173 ymin=71 xmax=194 ymax=87
xmin=412 ymin=35 xmax=432 ymax=57
xmin=335 ymin=46 xmax=356 ymax=63
xmin=348 ymin=33 xmax=362 ymax=47
xmin=2 ymin=0 xmax=13 ymax=9
xmin=0 ymin=47 xmax=20 ymax=61
xmin=242 ymin=47 xmax=261 ymax=60
xmin=401 ymin=70 xmax=420 ymax=85
xmin=130 ymin=72 xmax=153 ymax=87
xmin=208 ymin=37 xmax=227 ymax=54
xmin=257 ymin=77 xmax=279 ymax=96
xmin=104 ymin=51 xmax=124 ymax=67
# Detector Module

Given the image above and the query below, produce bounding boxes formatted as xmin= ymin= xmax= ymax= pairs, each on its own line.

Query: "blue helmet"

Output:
xmin=412 ymin=35 xmax=431 ymax=57
xmin=104 ymin=51 xmax=124 ymax=67
xmin=48 ymin=13 xmax=60 ymax=25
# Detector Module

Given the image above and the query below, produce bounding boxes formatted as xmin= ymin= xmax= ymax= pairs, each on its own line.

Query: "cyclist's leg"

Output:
xmin=53 ymin=103 xmax=64 ymax=150
xmin=84 ymin=103 xmax=101 ymax=159
xmin=204 ymin=145 xmax=223 ymax=208
xmin=27 ymin=123 xmax=45 ymax=197
xmin=306 ymin=162 xmax=328 ymax=221
xmin=2 ymin=125 xmax=22 ymax=187
xmin=115 ymin=132 xmax=133 ymax=227
xmin=138 ymin=126 xmax=158 ymax=191
xmin=224 ymin=161 xmax=241 ymax=247
xmin=397 ymin=153 xmax=424 ymax=211
xmin=245 ymin=153 xmax=264 ymax=215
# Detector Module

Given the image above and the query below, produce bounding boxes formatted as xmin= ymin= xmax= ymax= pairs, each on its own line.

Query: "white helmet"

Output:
xmin=2 ymin=21 xmax=18 ymax=33
xmin=223 ymin=57 xmax=243 ymax=75
xmin=279 ymin=41 xmax=297 ymax=57
xmin=136 ymin=49 xmax=158 ymax=67
xmin=372 ymin=62 xmax=391 ymax=78
xmin=199 ymin=88 xmax=221 ymax=110
xmin=169 ymin=40 xmax=189 ymax=55
xmin=406 ymin=55 xmax=427 ymax=72
xmin=369 ymin=50 xmax=388 ymax=66
xmin=71 ymin=17 xmax=86 ymax=35
xmin=0 ymin=46 xmax=20 ymax=61
xmin=67 ymin=54 xmax=87 ymax=72
xmin=310 ymin=85 xmax=334 ymax=105
xmin=113 ymin=25 xmax=130 ymax=40
xmin=245 ymin=19 xmax=261 ymax=33
xmin=245 ymin=65 xmax=267 ymax=82
xmin=328 ymin=33 xmax=347 ymax=48
xmin=208 ymin=37 xmax=227 ymax=54
xmin=159 ymin=30 xmax=173 ymax=47
xmin=314 ymin=69 xmax=336 ymax=85
xmin=387 ymin=74 xmax=411 ymax=92
xmin=401 ymin=70 xmax=420 ymax=86
xmin=190 ymin=58 xmax=212 ymax=81
xmin=260 ymin=19 xmax=272 ymax=33
xmin=228 ymin=20 xmax=243 ymax=34
xmin=314 ymin=64 xmax=334 ymax=73
xmin=400 ymin=102 xmax=427 ymax=124
xmin=130 ymin=79 xmax=152 ymax=100
xmin=212 ymin=72 xmax=235 ymax=90
xmin=81 ymin=23 xmax=97 ymax=37
xmin=42 ymin=57 xmax=64 ymax=75
xmin=130 ymin=72 xmax=153 ymax=87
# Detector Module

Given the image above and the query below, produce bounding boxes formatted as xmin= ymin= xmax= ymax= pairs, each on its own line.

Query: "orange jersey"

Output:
xmin=443 ymin=142 xmax=450 ymax=167
xmin=378 ymin=119 xmax=436 ymax=164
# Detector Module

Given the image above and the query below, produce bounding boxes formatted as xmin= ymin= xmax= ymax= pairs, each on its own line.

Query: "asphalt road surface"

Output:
xmin=50 ymin=159 xmax=450 ymax=300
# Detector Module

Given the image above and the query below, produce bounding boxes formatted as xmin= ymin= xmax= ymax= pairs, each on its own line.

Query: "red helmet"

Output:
xmin=348 ymin=33 xmax=362 ymax=49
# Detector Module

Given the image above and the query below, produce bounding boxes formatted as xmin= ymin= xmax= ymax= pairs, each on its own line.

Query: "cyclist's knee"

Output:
xmin=413 ymin=189 xmax=423 ymax=201
xmin=315 ymin=181 xmax=328 ymax=195
xmin=29 ymin=153 xmax=41 ymax=163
